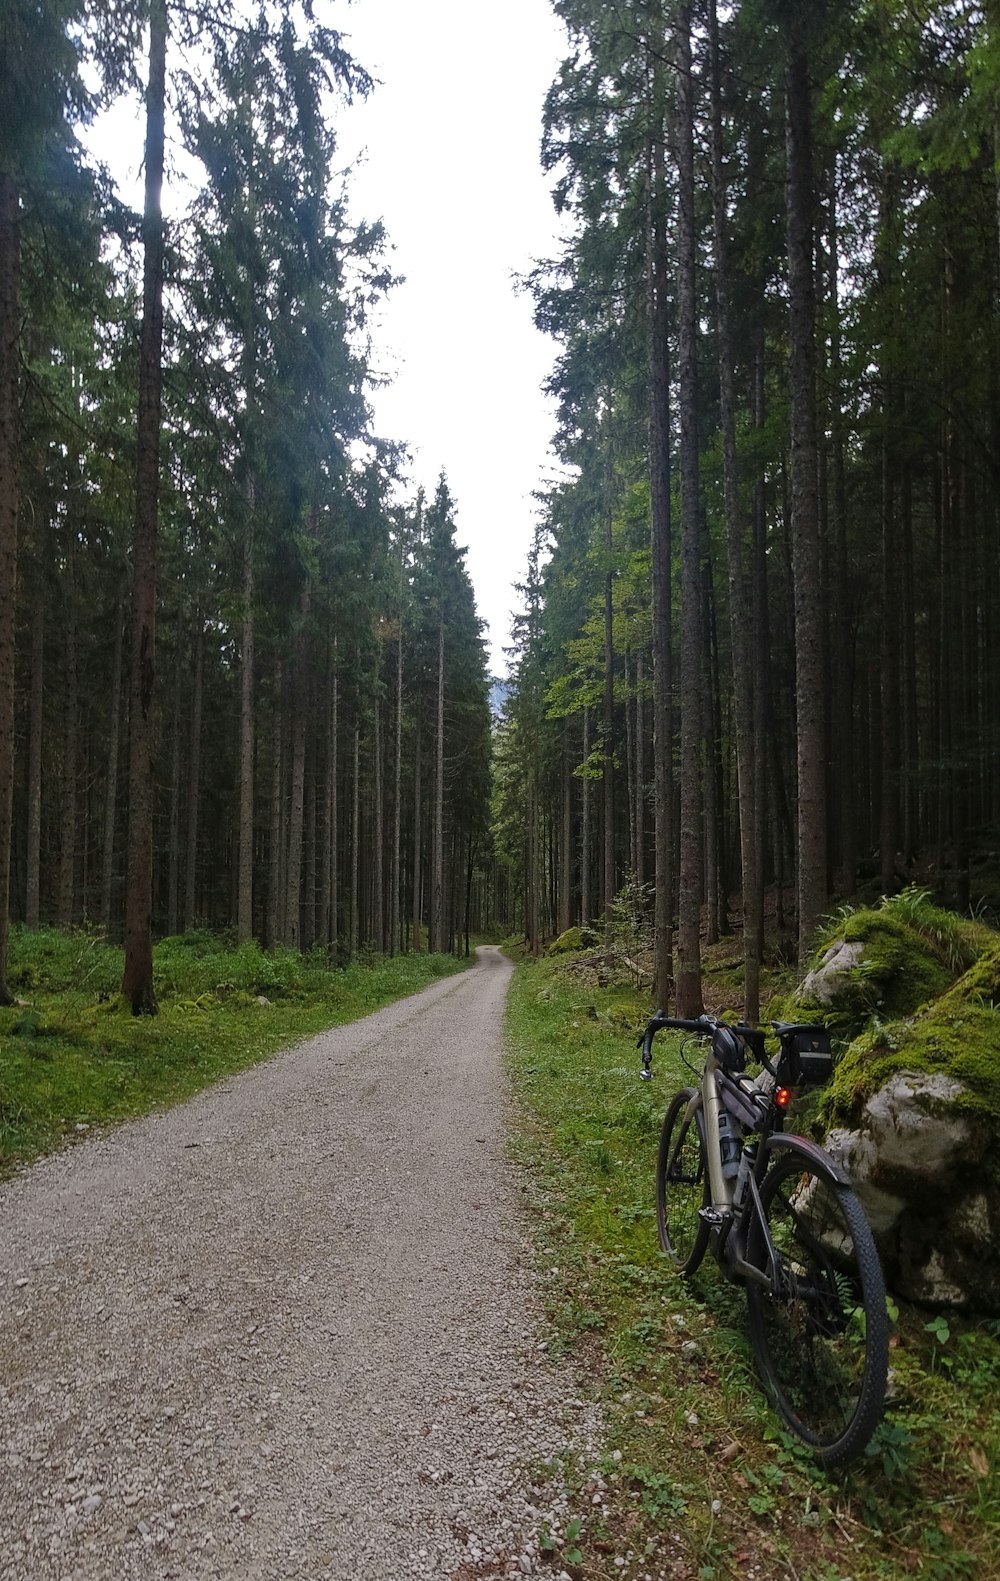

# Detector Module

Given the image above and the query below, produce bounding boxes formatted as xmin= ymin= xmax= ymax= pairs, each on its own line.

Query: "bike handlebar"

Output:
xmin=637 ymin=1010 xmax=770 ymax=1078
xmin=637 ymin=1010 xmax=715 ymax=1076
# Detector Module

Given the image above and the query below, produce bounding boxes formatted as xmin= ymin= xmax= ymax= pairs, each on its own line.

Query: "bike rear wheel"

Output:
xmin=656 ymin=1087 xmax=710 ymax=1274
xmin=745 ymin=1146 xmax=888 ymax=1468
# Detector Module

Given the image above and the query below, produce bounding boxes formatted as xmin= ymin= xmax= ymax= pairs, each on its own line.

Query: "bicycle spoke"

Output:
xmin=746 ymin=1153 xmax=887 ymax=1467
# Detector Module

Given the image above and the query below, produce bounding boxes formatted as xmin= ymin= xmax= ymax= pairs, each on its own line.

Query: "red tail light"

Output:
xmin=775 ymin=1087 xmax=792 ymax=1109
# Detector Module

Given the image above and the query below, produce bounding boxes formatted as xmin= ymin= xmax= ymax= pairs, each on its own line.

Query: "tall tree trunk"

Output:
xmin=752 ymin=333 xmax=770 ymax=975
xmin=702 ymin=558 xmax=721 ymax=947
xmin=0 ymin=171 xmax=21 ymax=1001
xmin=901 ymin=471 xmax=919 ymax=860
xmin=327 ymin=640 xmax=339 ymax=953
xmin=286 ymin=625 xmax=307 ymax=950
xmin=559 ymin=739 xmax=572 ymax=933
xmin=465 ymin=833 xmax=475 ymax=958
xmin=879 ymin=444 xmax=900 ymax=894
xmin=826 ymin=158 xmax=856 ymax=894
xmin=167 ymin=654 xmax=181 ymax=936
xmin=675 ymin=4 xmax=705 ymax=1017
xmin=709 ymin=0 xmax=759 ymax=1017
xmin=391 ymin=623 xmax=402 ymax=955
xmin=581 ymin=705 xmax=591 ymax=925
xmin=236 ymin=513 xmax=254 ymax=941
xmin=58 ymin=554 xmax=78 ymax=929
xmin=635 ymin=651 xmax=646 ymax=889
xmin=122 ymin=0 xmax=167 ymax=1014
xmin=603 ymin=484 xmax=615 ymax=932
xmin=785 ymin=18 xmax=827 ymax=963
xmin=25 ymin=595 xmax=43 ymax=930
xmin=431 ymin=616 xmax=445 ymax=953
xmin=183 ymin=608 xmax=203 ymax=931
xmin=625 ymin=648 xmax=637 ymax=878
xmin=412 ymin=719 xmax=422 ymax=949
xmin=527 ymin=768 xmax=540 ymax=957
xmin=303 ymin=683 xmax=317 ymax=951
xmin=100 ymin=584 xmax=125 ymax=934
xmin=647 ymin=59 xmax=674 ymax=1009
xmin=878 ymin=172 xmax=901 ymax=896
xmin=373 ymin=692 xmax=384 ymax=951
xmin=350 ymin=721 xmax=360 ymax=956
xmin=267 ymin=663 xmax=283 ymax=948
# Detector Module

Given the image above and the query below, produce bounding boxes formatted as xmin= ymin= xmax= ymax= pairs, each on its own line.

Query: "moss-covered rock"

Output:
xmin=819 ymin=945 xmax=1000 ymax=1130
xmin=817 ymin=942 xmax=1000 ymax=1312
xmin=548 ymin=926 xmax=600 ymax=956
xmin=766 ymin=888 xmax=989 ymax=1045
xmin=765 ymin=895 xmax=1000 ymax=1310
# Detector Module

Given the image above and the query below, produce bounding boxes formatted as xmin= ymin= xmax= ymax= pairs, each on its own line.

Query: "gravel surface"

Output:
xmin=0 ymin=946 xmax=602 ymax=1580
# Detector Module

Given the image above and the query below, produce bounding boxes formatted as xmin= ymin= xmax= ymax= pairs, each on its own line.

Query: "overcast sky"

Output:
xmin=335 ymin=0 xmax=569 ymax=674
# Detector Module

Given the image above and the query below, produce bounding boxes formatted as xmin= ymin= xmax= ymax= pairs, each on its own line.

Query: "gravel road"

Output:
xmin=0 ymin=946 xmax=601 ymax=1580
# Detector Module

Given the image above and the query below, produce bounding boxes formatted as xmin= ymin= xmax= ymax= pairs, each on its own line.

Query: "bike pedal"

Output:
xmin=698 ymin=1207 xmax=731 ymax=1228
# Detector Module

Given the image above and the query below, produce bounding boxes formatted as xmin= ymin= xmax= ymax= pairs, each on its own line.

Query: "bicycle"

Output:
xmin=639 ymin=1011 xmax=888 ymax=1468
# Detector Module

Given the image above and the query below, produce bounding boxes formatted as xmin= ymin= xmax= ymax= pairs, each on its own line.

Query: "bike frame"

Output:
xmin=684 ymin=1054 xmax=852 ymax=1292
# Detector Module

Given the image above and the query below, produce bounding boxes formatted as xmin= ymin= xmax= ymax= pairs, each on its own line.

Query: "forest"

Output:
xmin=1 ymin=1 xmax=999 ymax=1019
xmin=494 ymin=0 xmax=1000 ymax=1019
xmin=0 ymin=0 xmax=493 ymax=1014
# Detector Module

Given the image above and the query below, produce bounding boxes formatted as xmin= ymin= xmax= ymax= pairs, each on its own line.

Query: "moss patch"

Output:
xmin=819 ymin=945 xmax=1000 ymax=1131
xmin=766 ymin=889 xmax=994 ymax=1046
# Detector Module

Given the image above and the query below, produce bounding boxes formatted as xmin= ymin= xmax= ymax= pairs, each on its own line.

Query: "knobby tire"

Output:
xmin=656 ymin=1087 xmax=710 ymax=1275
xmin=745 ymin=1146 xmax=888 ymax=1468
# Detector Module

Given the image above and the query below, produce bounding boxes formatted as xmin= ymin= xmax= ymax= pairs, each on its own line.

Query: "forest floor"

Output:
xmin=504 ymin=935 xmax=1000 ymax=1581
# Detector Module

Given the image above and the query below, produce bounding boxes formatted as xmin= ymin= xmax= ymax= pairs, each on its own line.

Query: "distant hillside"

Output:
xmin=489 ymin=679 xmax=510 ymax=719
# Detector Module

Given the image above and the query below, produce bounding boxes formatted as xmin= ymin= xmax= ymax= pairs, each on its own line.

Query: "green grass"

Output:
xmin=504 ymin=948 xmax=1000 ymax=1581
xmin=0 ymin=925 xmax=468 ymax=1176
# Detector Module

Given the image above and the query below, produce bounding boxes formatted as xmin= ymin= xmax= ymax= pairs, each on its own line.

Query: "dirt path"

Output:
xmin=0 ymin=946 xmax=599 ymax=1580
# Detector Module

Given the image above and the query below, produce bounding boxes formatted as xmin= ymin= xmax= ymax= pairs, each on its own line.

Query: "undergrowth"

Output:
xmin=504 ymin=947 xmax=1000 ymax=1581
xmin=0 ymin=925 xmax=467 ymax=1176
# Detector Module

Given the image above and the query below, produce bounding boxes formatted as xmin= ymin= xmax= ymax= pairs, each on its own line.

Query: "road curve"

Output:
xmin=0 ymin=946 xmax=599 ymax=1580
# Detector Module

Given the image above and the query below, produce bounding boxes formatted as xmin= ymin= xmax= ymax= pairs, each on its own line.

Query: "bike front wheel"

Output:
xmin=745 ymin=1146 xmax=888 ymax=1468
xmin=656 ymin=1087 xmax=710 ymax=1274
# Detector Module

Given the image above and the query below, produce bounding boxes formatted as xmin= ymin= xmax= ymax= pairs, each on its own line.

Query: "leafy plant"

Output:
xmin=926 ymin=1315 xmax=952 ymax=1347
xmin=607 ymin=875 xmax=655 ymax=986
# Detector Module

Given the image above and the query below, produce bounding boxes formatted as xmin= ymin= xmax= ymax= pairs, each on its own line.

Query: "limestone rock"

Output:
xmin=799 ymin=939 xmax=865 ymax=1005
xmin=825 ymin=1071 xmax=1000 ymax=1311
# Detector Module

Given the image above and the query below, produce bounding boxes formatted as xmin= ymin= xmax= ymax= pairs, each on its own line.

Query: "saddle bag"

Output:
xmin=787 ymin=1028 xmax=834 ymax=1086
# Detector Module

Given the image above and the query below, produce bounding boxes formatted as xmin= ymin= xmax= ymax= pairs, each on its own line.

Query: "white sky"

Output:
xmin=335 ymin=0 xmax=568 ymax=674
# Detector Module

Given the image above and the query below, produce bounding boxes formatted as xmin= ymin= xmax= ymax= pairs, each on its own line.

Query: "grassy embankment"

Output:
xmin=504 ymin=942 xmax=1000 ymax=1581
xmin=0 ymin=926 xmax=467 ymax=1178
